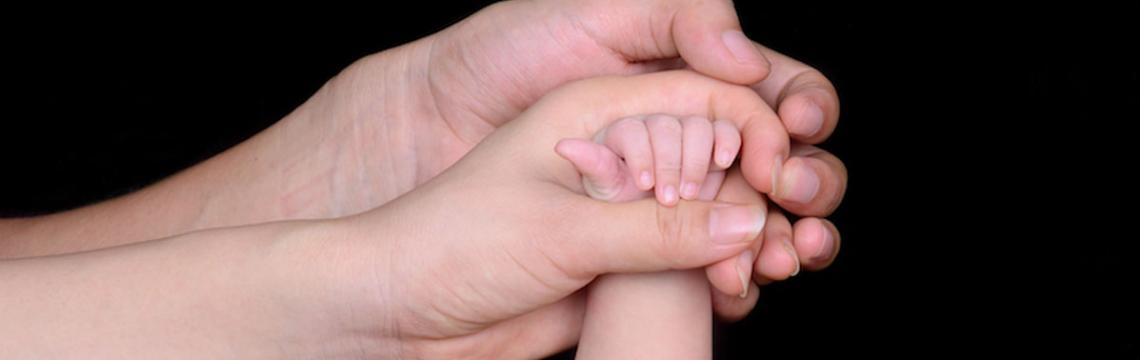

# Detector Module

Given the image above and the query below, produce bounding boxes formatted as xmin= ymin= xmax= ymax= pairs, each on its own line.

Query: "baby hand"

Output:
xmin=555 ymin=114 xmax=742 ymax=206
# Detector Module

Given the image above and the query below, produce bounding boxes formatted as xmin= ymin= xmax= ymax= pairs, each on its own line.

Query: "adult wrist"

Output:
xmin=253 ymin=218 xmax=407 ymax=358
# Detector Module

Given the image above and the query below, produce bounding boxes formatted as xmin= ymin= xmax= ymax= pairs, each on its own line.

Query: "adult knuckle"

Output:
xmin=653 ymin=203 xmax=697 ymax=266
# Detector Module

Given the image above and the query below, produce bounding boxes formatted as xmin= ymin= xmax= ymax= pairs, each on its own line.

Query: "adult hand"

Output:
xmin=2 ymin=0 xmax=846 ymax=315
xmin=338 ymin=71 xmax=788 ymax=358
xmin=359 ymin=0 xmax=847 ymax=306
xmin=0 ymin=71 xmax=809 ymax=358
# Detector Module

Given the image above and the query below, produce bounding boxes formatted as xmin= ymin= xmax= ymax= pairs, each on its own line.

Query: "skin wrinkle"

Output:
xmin=517 ymin=201 xmax=594 ymax=289
xmin=565 ymin=6 xmax=631 ymax=65
xmin=504 ymin=246 xmax=562 ymax=303
xmin=388 ymin=48 xmax=435 ymax=192
xmin=647 ymin=4 xmax=679 ymax=61
xmin=424 ymin=38 xmax=480 ymax=149
xmin=423 ymin=260 xmax=486 ymax=337
xmin=366 ymin=60 xmax=413 ymax=211
xmin=486 ymin=23 xmax=549 ymax=120
xmin=451 ymin=20 xmax=523 ymax=127
xmin=775 ymin=70 xmax=829 ymax=109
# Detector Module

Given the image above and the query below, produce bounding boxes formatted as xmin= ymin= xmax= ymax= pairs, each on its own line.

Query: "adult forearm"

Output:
xmin=0 ymin=42 xmax=431 ymax=259
xmin=0 ymin=117 xmax=319 ymax=257
xmin=0 ymin=219 xmax=390 ymax=358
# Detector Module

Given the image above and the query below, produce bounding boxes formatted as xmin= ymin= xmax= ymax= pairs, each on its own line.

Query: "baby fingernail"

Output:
xmin=661 ymin=185 xmax=678 ymax=205
xmin=717 ymin=150 xmax=735 ymax=168
xmin=681 ymin=182 xmax=699 ymax=199
xmin=736 ymin=250 xmax=754 ymax=298
xmin=640 ymin=171 xmax=654 ymax=189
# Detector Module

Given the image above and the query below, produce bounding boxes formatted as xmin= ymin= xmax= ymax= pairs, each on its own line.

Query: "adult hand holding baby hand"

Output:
xmin=0 ymin=1 xmax=848 ymax=357
xmin=387 ymin=0 xmax=847 ymax=299
xmin=4 ymin=0 xmax=844 ymax=301
xmin=327 ymin=0 xmax=847 ymax=319
xmin=331 ymin=71 xmax=787 ymax=358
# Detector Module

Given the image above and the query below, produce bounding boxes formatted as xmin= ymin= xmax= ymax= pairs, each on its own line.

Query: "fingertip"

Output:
xmin=755 ymin=236 xmax=799 ymax=280
xmin=680 ymin=116 xmax=714 ymax=200
xmin=711 ymin=282 xmax=759 ymax=322
xmin=706 ymin=255 xmax=744 ymax=297
xmin=739 ymin=114 xmax=790 ymax=196
xmin=646 ymin=114 xmax=683 ymax=206
xmin=775 ymin=156 xmax=821 ymax=205
xmin=712 ymin=120 xmax=741 ymax=169
xmin=735 ymin=250 xmax=754 ymax=298
xmin=795 ymin=218 xmax=840 ymax=270
xmin=720 ymin=30 xmax=771 ymax=80
xmin=554 ymin=138 xmax=592 ymax=164
xmin=680 ymin=182 xmax=701 ymax=201
xmin=770 ymin=152 xmax=845 ymax=217
xmin=553 ymin=138 xmax=574 ymax=158
xmin=755 ymin=213 xmax=798 ymax=281
xmin=638 ymin=170 xmax=655 ymax=191
xmin=657 ymin=184 xmax=679 ymax=207
xmin=673 ymin=3 xmax=769 ymax=85
xmin=606 ymin=117 xmax=656 ymax=191
xmin=781 ymin=94 xmax=825 ymax=139
xmin=792 ymin=217 xmax=826 ymax=261
xmin=780 ymin=88 xmax=838 ymax=143
xmin=702 ymin=249 xmax=755 ymax=299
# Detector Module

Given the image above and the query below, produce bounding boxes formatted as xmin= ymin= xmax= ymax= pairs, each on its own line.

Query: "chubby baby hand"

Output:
xmin=555 ymin=114 xmax=742 ymax=206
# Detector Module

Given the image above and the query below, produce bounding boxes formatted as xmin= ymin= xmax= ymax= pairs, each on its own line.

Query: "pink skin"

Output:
xmin=555 ymin=115 xmax=740 ymax=205
xmin=0 ymin=1 xmax=846 ymax=324
xmin=557 ymin=114 xmax=742 ymax=359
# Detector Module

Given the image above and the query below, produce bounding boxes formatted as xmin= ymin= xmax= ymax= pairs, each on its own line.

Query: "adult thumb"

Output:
xmin=561 ymin=197 xmax=766 ymax=277
xmin=673 ymin=0 xmax=771 ymax=85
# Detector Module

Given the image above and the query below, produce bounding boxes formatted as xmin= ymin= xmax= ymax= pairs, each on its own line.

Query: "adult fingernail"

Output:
xmin=777 ymin=158 xmax=820 ymax=204
xmin=721 ymin=30 xmax=767 ymax=66
xmin=813 ymin=223 xmax=837 ymax=262
xmin=770 ymin=154 xmax=784 ymax=195
xmin=793 ymin=101 xmax=824 ymax=137
xmin=736 ymin=250 xmax=754 ymax=298
xmin=783 ymin=237 xmax=801 ymax=277
xmin=709 ymin=204 xmax=765 ymax=245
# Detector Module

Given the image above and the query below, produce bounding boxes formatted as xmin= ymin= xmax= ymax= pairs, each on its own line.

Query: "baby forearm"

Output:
xmin=577 ymin=270 xmax=712 ymax=360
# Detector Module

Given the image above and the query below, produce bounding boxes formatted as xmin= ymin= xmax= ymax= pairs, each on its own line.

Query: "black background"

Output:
xmin=2 ymin=3 xmax=1135 ymax=357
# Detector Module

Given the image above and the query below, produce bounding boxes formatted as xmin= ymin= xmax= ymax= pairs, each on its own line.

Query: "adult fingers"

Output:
xmin=769 ymin=144 xmax=848 ymax=217
xmin=702 ymin=168 xmax=764 ymax=298
xmin=577 ymin=0 xmax=771 ymax=84
xmin=794 ymin=217 xmax=841 ymax=271
xmin=749 ymin=43 xmax=840 ymax=143
xmin=555 ymin=195 xmax=765 ymax=278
